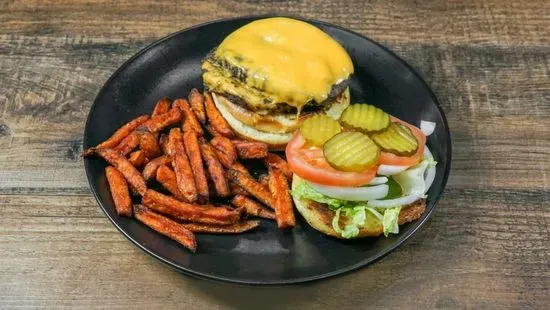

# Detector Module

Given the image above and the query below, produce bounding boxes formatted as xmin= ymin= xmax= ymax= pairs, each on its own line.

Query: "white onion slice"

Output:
xmin=378 ymin=164 xmax=409 ymax=176
xmin=308 ymin=182 xmax=389 ymax=201
xmin=366 ymin=195 xmax=422 ymax=209
xmin=420 ymin=120 xmax=436 ymax=136
xmin=369 ymin=176 xmax=388 ymax=185
xmin=424 ymin=166 xmax=436 ymax=193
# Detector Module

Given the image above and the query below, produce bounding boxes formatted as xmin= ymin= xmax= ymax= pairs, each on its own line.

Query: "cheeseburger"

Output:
xmin=202 ymin=17 xmax=353 ymax=149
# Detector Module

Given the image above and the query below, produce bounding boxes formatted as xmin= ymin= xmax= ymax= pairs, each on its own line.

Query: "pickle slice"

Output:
xmin=300 ymin=115 xmax=341 ymax=146
xmin=339 ymin=103 xmax=390 ymax=133
xmin=371 ymin=122 xmax=418 ymax=156
xmin=323 ymin=131 xmax=380 ymax=172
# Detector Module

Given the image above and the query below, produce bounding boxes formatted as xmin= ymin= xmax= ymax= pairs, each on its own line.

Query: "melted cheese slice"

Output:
xmin=214 ymin=17 xmax=354 ymax=109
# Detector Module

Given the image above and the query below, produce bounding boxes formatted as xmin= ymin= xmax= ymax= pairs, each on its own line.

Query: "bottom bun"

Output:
xmin=291 ymin=175 xmax=426 ymax=239
xmin=212 ymin=90 xmax=350 ymax=150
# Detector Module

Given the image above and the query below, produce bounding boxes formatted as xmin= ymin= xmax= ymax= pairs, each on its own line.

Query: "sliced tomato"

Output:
xmin=285 ymin=132 xmax=377 ymax=187
xmin=378 ymin=116 xmax=426 ymax=167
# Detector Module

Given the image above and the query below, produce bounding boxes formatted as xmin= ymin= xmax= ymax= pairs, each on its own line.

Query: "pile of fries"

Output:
xmin=83 ymin=89 xmax=295 ymax=252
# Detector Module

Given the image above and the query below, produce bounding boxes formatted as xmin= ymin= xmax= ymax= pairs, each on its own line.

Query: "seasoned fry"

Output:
xmin=152 ymin=97 xmax=171 ymax=117
xmin=231 ymin=194 xmax=275 ymax=220
xmin=156 ymin=165 xmax=188 ymax=202
xmin=204 ymin=92 xmax=235 ymax=138
xmin=264 ymin=153 xmax=293 ymax=180
xmin=268 ymin=167 xmax=295 ymax=229
xmin=133 ymin=204 xmax=196 ymax=252
xmin=82 ymin=115 xmax=149 ymax=156
xmin=138 ymin=129 xmax=161 ymax=158
xmin=140 ymin=106 xmax=182 ymax=133
xmin=159 ymin=134 xmax=169 ymax=155
xmin=230 ymin=162 xmax=250 ymax=176
xmin=228 ymin=169 xmax=274 ymax=209
xmin=113 ymin=131 xmax=140 ymax=156
xmin=229 ymin=182 xmax=248 ymax=196
xmin=188 ymin=88 xmax=206 ymax=124
xmin=142 ymin=190 xmax=242 ymax=225
xmin=183 ymin=130 xmax=209 ymax=203
xmin=182 ymin=220 xmax=260 ymax=234
xmin=174 ymin=98 xmax=203 ymax=136
xmin=96 ymin=148 xmax=147 ymax=195
xmin=142 ymin=155 xmax=171 ymax=180
xmin=128 ymin=150 xmax=147 ymax=168
xmin=233 ymin=140 xmax=268 ymax=159
xmin=199 ymin=140 xmax=230 ymax=197
xmin=105 ymin=166 xmax=132 ymax=217
xmin=211 ymin=136 xmax=237 ymax=165
xmin=205 ymin=124 xmax=222 ymax=137
xmin=257 ymin=174 xmax=270 ymax=191
xmin=168 ymin=128 xmax=198 ymax=202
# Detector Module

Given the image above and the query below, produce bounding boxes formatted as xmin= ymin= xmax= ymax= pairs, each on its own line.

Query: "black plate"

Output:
xmin=83 ymin=15 xmax=451 ymax=285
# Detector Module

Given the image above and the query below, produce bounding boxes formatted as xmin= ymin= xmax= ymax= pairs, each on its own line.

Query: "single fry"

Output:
xmin=231 ymin=194 xmax=275 ymax=220
xmin=82 ymin=114 xmax=149 ymax=156
xmin=142 ymin=155 xmax=171 ymax=180
xmin=113 ymin=131 xmax=140 ymax=156
xmin=142 ymin=190 xmax=242 ymax=225
xmin=204 ymin=92 xmax=235 ymax=138
xmin=138 ymin=129 xmax=161 ymax=158
xmin=96 ymin=148 xmax=147 ymax=195
xmin=152 ymin=97 xmax=171 ymax=117
xmin=133 ymin=204 xmax=196 ymax=252
xmin=159 ymin=134 xmax=169 ymax=155
xmin=188 ymin=88 xmax=207 ymax=124
xmin=105 ymin=166 xmax=132 ymax=217
xmin=205 ymin=124 xmax=222 ymax=137
xmin=140 ymin=106 xmax=182 ymax=133
xmin=199 ymin=140 xmax=230 ymax=197
xmin=211 ymin=136 xmax=237 ymax=164
xmin=264 ymin=153 xmax=293 ymax=180
xmin=156 ymin=165 xmax=188 ymax=202
xmin=230 ymin=161 xmax=250 ymax=176
xmin=128 ymin=150 xmax=147 ymax=168
xmin=233 ymin=140 xmax=268 ymax=159
xmin=228 ymin=169 xmax=274 ymax=209
xmin=268 ymin=167 xmax=295 ymax=229
xmin=182 ymin=220 xmax=260 ymax=234
xmin=229 ymin=182 xmax=248 ymax=196
xmin=168 ymin=128 xmax=198 ymax=202
xmin=257 ymin=174 xmax=270 ymax=191
xmin=174 ymin=98 xmax=203 ymax=136
xmin=183 ymin=130 xmax=209 ymax=203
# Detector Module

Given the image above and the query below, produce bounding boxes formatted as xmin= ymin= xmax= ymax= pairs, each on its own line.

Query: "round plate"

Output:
xmin=83 ymin=15 xmax=451 ymax=285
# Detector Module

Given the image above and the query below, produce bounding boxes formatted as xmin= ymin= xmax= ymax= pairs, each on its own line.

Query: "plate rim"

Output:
xmin=83 ymin=14 xmax=452 ymax=285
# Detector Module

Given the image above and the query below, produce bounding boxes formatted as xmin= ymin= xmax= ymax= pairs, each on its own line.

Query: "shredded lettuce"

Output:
xmin=382 ymin=207 xmax=402 ymax=236
xmin=393 ymin=157 xmax=437 ymax=197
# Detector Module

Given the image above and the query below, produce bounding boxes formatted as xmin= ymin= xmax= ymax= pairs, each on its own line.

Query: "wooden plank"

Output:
xmin=1 ymin=0 xmax=550 ymax=46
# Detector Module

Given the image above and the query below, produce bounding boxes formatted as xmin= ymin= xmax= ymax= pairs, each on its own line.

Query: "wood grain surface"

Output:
xmin=1 ymin=0 xmax=549 ymax=308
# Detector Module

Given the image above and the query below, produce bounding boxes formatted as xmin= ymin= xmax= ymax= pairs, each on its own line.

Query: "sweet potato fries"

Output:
xmin=83 ymin=90 xmax=296 ymax=252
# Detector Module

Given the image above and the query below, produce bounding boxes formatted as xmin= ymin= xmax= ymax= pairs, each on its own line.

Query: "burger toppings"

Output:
xmin=287 ymin=102 xmax=437 ymax=238
xmin=299 ymin=115 xmax=341 ymax=146
xmin=339 ymin=103 xmax=390 ymax=133
xmin=323 ymin=131 xmax=380 ymax=172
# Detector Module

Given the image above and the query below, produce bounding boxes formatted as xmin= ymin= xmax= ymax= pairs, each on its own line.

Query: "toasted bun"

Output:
xmin=212 ymin=89 xmax=350 ymax=150
xmin=291 ymin=175 xmax=427 ymax=239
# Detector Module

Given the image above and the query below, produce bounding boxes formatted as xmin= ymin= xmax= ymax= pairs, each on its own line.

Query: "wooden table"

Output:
xmin=1 ymin=1 xmax=548 ymax=308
